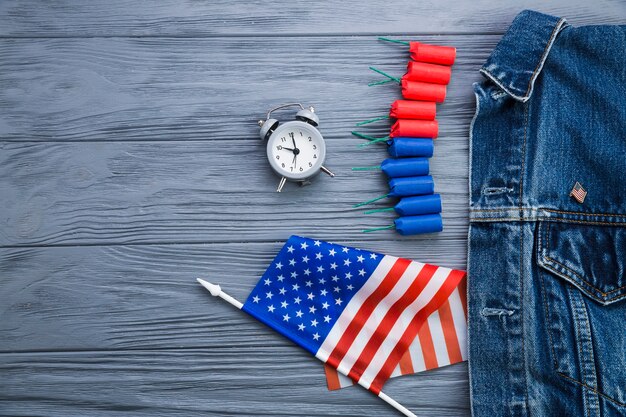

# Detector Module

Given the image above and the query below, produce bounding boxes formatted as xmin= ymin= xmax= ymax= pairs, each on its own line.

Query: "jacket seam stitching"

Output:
xmin=538 ymin=221 xmax=560 ymax=372
xmin=478 ymin=68 xmax=527 ymax=101
xmin=519 ymin=100 xmax=530 ymax=415
xmin=543 ymin=209 xmax=626 ymax=217
xmin=471 ymin=208 xmax=626 ymax=217
xmin=556 ymin=372 xmax=626 ymax=408
xmin=578 ymin=288 xmax=600 ymax=414
xmin=479 ymin=17 xmax=566 ymax=102
xmin=522 ymin=17 xmax=566 ymax=97
xmin=567 ymin=287 xmax=599 ymax=415
xmin=472 ymin=218 xmax=626 ymax=226
xmin=567 ymin=287 xmax=589 ymax=409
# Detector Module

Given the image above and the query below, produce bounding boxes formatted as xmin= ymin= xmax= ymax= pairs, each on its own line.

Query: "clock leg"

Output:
xmin=320 ymin=165 xmax=335 ymax=177
xmin=276 ymin=176 xmax=287 ymax=193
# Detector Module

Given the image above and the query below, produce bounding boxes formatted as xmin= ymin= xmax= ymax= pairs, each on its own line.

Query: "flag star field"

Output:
xmin=242 ymin=236 xmax=383 ymax=355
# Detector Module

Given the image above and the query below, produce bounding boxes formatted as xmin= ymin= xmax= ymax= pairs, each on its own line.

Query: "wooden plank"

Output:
xmin=0 ymin=35 xmax=478 ymax=247
xmin=0 ymin=349 xmax=469 ymax=416
xmin=0 ymin=137 xmax=468 ymax=246
xmin=0 ymin=0 xmax=623 ymax=37
xmin=0 ymin=35 xmax=491 ymax=143
xmin=0 ymin=241 xmax=466 ymax=352
xmin=0 ymin=241 xmax=470 ymax=415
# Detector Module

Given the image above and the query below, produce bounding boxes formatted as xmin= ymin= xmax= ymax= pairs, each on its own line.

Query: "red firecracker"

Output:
xmin=402 ymin=80 xmax=447 ymax=103
xmin=390 ymin=119 xmax=439 ymax=138
xmin=390 ymin=100 xmax=436 ymax=120
xmin=409 ymin=42 xmax=456 ymax=66
xmin=404 ymin=61 xmax=451 ymax=85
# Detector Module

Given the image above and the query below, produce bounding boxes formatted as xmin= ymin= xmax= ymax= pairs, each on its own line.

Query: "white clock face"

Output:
xmin=266 ymin=121 xmax=326 ymax=180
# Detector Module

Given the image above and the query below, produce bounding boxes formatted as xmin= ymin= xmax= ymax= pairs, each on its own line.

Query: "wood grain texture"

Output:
xmin=0 ymin=350 xmax=469 ymax=417
xmin=0 ymin=0 xmax=624 ymax=37
xmin=0 ymin=35 xmax=480 ymax=247
xmin=0 ymin=36 xmax=490 ymax=143
xmin=0 ymin=138 xmax=469 ymax=246
xmin=0 ymin=241 xmax=467 ymax=352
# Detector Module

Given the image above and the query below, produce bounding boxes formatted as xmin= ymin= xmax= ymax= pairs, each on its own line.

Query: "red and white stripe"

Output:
xmin=324 ymin=277 xmax=467 ymax=390
xmin=570 ymin=189 xmax=586 ymax=203
xmin=315 ymin=256 xmax=466 ymax=394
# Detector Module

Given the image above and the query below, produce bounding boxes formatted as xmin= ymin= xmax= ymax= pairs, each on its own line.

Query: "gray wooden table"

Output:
xmin=1 ymin=2 xmax=623 ymax=416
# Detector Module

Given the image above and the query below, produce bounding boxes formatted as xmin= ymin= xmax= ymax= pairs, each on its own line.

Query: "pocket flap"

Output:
xmin=537 ymin=221 xmax=626 ymax=305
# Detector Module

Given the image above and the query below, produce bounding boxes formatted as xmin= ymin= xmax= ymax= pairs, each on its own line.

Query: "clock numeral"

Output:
xmin=276 ymin=145 xmax=282 ymax=150
xmin=308 ymin=162 xmax=312 ymax=167
xmin=281 ymin=163 xmax=285 ymax=168
xmin=289 ymin=132 xmax=295 ymax=140
xmin=308 ymin=136 xmax=312 ymax=142
xmin=299 ymin=167 xmax=303 ymax=172
xmin=276 ymin=155 xmax=280 ymax=160
xmin=300 ymin=131 xmax=303 ymax=136
xmin=312 ymin=144 xmax=317 ymax=150
xmin=281 ymin=137 xmax=286 ymax=142
xmin=290 ymin=167 xmax=293 ymax=172
xmin=313 ymin=154 xmax=317 ymax=159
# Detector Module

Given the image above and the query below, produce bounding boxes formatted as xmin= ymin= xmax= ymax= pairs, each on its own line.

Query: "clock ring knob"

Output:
xmin=295 ymin=108 xmax=319 ymax=126
xmin=258 ymin=118 xmax=279 ymax=140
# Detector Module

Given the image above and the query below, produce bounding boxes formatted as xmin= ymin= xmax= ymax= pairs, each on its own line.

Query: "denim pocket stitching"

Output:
xmin=544 ymin=222 xmax=626 ymax=300
xmin=541 ymin=260 xmax=626 ymax=304
xmin=544 ymin=255 xmax=626 ymax=296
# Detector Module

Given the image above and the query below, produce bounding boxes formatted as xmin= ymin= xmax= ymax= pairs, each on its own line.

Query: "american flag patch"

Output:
xmin=570 ymin=182 xmax=587 ymax=203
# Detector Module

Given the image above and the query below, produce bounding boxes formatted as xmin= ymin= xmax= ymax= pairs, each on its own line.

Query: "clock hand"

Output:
xmin=292 ymin=136 xmax=297 ymax=150
xmin=292 ymin=147 xmax=300 ymax=169
xmin=281 ymin=146 xmax=295 ymax=151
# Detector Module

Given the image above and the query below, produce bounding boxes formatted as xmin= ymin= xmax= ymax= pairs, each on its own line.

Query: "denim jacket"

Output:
xmin=468 ymin=10 xmax=626 ymax=417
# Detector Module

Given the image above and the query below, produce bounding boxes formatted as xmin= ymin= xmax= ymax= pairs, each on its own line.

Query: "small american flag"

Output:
xmin=324 ymin=278 xmax=467 ymax=390
xmin=570 ymin=182 xmax=587 ymax=203
xmin=241 ymin=236 xmax=466 ymax=394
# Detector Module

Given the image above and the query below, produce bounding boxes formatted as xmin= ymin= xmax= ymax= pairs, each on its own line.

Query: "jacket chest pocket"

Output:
xmin=537 ymin=220 xmax=626 ymax=409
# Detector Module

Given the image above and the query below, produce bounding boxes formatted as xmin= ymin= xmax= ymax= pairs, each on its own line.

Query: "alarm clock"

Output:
xmin=258 ymin=103 xmax=334 ymax=192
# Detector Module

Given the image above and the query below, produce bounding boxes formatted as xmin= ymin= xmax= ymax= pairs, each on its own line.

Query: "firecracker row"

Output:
xmin=352 ymin=37 xmax=456 ymax=235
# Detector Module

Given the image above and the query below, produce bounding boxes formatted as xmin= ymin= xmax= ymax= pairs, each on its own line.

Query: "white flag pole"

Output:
xmin=378 ymin=391 xmax=418 ymax=417
xmin=197 ymin=278 xmax=242 ymax=309
xmin=196 ymin=278 xmax=418 ymax=417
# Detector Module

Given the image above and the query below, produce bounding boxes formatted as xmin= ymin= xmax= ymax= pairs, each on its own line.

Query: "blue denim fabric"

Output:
xmin=468 ymin=10 xmax=626 ymax=417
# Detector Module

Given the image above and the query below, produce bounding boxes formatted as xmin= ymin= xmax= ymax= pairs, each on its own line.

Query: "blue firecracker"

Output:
xmin=365 ymin=194 xmax=442 ymax=216
xmin=395 ymin=214 xmax=443 ymax=235
xmin=354 ymin=175 xmax=434 ymax=208
xmin=353 ymin=157 xmax=429 ymax=178
xmin=364 ymin=213 xmax=443 ymax=235
xmin=387 ymin=137 xmax=434 ymax=158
